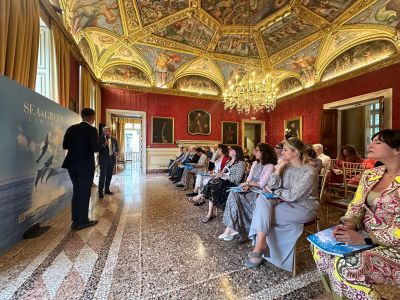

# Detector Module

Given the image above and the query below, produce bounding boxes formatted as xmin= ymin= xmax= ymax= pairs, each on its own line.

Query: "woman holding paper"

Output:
xmin=313 ymin=129 xmax=400 ymax=300
xmin=219 ymin=143 xmax=276 ymax=242
xmin=244 ymin=137 xmax=319 ymax=269
xmin=191 ymin=146 xmax=246 ymax=223
xmin=186 ymin=144 xmax=230 ymax=199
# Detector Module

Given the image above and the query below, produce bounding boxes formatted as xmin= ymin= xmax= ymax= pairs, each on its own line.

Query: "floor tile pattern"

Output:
xmin=0 ymin=165 xmax=333 ymax=299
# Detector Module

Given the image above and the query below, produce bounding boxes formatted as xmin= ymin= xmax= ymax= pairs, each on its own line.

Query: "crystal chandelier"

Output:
xmin=223 ymin=70 xmax=278 ymax=113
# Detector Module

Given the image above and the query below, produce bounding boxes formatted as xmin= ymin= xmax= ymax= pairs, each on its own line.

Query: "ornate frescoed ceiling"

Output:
xmin=58 ymin=0 xmax=400 ymax=100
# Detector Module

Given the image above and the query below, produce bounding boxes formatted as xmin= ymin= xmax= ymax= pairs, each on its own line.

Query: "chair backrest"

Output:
xmin=318 ymin=165 xmax=330 ymax=200
xmin=342 ymin=162 xmax=365 ymax=200
xmin=342 ymin=162 xmax=365 ymax=183
xmin=330 ymin=159 xmax=338 ymax=169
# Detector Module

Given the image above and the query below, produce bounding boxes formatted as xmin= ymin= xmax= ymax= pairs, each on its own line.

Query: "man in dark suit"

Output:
xmin=98 ymin=126 xmax=119 ymax=198
xmin=62 ymin=108 xmax=99 ymax=230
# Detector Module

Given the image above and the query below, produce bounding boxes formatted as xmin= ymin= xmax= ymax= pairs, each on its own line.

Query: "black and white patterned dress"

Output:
xmin=202 ymin=160 xmax=246 ymax=209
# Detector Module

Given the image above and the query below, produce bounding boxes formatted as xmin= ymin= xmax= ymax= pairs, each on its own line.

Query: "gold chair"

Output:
xmin=325 ymin=161 xmax=365 ymax=225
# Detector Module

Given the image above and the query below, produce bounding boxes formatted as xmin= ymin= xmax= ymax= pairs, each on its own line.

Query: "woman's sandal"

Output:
xmin=193 ymin=196 xmax=206 ymax=206
xmin=187 ymin=196 xmax=195 ymax=203
xmin=202 ymin=215 xmax=214 ymax=223
xmin=244 ymin=252 xmax=264 ymax=268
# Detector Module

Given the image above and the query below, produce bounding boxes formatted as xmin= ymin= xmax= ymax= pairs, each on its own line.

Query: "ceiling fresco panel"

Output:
xmin=277 ymin=77 xmax=303 ymax=97
xmin=66 ymin=0 xmax=123 ymax=35
xmin=201 ymin=0 xmax=290 ymax=25
xmin=102 ymin=65 xmax=151 ymax=86
xmin=262 ymin=15 xmax=318 ymax=56
xmin=154 ymin=18 xmax=215 ymax=50
xmin=78 ymin=37 xmax=94 ymax=68
xmin=275 ymin=39 xmax=321 ymax=85
xmin=136 ymin=45 xmax=195 ymax=87
xmin=174 ymin=75 xmax=221 ymax=95
xmin=302 ymin=0 xmax=356 ymax=22
xmin=136 ymin=0 xmax=189 ymax=26
xmin=103 ymin=45 xmax=135 ymax=65
xmin=215 ymin=61 xmax=246 ymax=87
xmin=86 ymin=31 xmax=117 ymax=59
xmin=347 ymin=0 xmax=400 ymax=30
xmin=215 ymin=35 xmax=259 ymax=58
xmin=321 ymin=39 xmax=397 ymax=81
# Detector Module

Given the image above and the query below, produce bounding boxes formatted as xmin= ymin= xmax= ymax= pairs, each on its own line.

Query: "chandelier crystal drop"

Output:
xmin=223 ymin=71 xmax=278 ymax=113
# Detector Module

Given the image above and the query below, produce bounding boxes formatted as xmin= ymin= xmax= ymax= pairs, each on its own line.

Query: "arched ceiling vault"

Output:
xmin=58 ymin=0 xmax=400 ymax=99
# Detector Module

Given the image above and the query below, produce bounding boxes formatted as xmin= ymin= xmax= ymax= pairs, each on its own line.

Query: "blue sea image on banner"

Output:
xmin=0 ymin=76 xmax=81 ymax=254
xmin=307 ymin=227 xmax=374 ymax=257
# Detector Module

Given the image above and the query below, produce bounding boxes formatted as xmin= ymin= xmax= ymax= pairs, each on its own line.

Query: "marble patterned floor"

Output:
xmin=0 ymin=165 xmax=332 ymax=300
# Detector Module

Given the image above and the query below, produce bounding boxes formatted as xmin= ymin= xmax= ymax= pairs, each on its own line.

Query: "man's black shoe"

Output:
xmin=71 ymin=220 xmax=98 ymax=231
xmin=176 ymin=183 xmax=184 ymax=187
xmin=105 ymin=191 xmax=114 ymax=195
xmin=99 ymin=193 xmax=104 ymax=198
xmin=186 ymin=192 xmax=198 ymax=196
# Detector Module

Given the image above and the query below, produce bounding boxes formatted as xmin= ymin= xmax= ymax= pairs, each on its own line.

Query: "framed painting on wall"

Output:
xmin=188 ymin=109 xmax=211 ymax=135
xmin=284 ymin=116 xmax=302 ymax=140
xmin=221 ymin=121 xmax=238 ymax=145
xmin=151 ymin=116 xmax=174 ymax=144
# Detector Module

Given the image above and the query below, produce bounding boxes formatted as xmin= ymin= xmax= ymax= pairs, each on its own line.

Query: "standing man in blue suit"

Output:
xmin=62 ymin=108 xmax=99 ymax=230
xmin=98 ymin=126 xmax=119 ymax=198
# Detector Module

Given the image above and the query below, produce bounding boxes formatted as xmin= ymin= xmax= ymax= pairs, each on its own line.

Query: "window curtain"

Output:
xmin=0 ymin=0 xmax=40 ymax=89
xmin=95 ymin=84 xmax=101 ymax=129
xmin=116 ymin=117 xmax=141 ymax=124
xmin=80 ymin=66 xmax=92 ymax=109
xmin=51 ymin=21 xmax=70 ymax=108
xmin=115 ymin=122 xmax=125 ymax=154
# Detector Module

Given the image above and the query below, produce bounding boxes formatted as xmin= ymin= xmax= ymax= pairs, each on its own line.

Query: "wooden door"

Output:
xmin=320 ymin=109 xmax=338 ymax=158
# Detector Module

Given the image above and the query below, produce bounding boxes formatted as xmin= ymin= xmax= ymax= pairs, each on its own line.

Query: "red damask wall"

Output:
xmin=266 ymin=62 xmax=400 ymax=147
xmin=69 ymin=53 xmax=79 ymax=102
xmin=101 ymin=88 xmax=267 ymax=148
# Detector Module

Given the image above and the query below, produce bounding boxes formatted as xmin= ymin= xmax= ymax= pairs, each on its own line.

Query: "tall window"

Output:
xmin=364 ymin=101 xmax=381 ymax=155
xmin=368 ymin=102 xmax=381 ymax=137
xmin=35 ymin=19 xmax=55 ymax=100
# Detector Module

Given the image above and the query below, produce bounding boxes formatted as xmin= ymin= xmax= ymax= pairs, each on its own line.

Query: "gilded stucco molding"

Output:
xmin=316 ymin=36 xmax=399 ymax=82
xmin=171 ymin=57 xmax=225 ymax=90
xmin=129 ymin=8 xmax=191 ymax=42
xmin=101 ymin=82 xmax=223 ymax=101
xmin=138 ymin=35 xmax=203 ymax=55
xmin=270 ymin=31 xmax=323 ymax=65
xmin=333 ymin=0 xmax=377 ymax=26
xmin=277 ymin=53 xmax=400 ymax=103
xmin=124 ymin=0 xmax=141 ymax=32
xmin=206 ymin=30 xmax=221 ymax=52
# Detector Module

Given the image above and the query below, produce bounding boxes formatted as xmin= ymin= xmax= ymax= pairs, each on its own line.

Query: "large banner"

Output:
xmin=0 ymin=76 xmax=81 ymax=254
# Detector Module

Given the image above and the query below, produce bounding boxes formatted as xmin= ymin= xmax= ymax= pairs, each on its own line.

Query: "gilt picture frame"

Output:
xmin=151 ymin=116 xmax=174 ymax=144
xmin=221 ymin=121 xmax=238 ymax=145
xmin=284 ymin=116 xmax=302 ymax=140
xmin=188 ymin=109 xmax=211 ymax=135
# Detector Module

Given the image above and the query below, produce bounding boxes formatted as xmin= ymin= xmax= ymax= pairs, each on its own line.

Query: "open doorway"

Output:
xmin=321 ymin=89 xmax=391 ymax=158
xmin=106 ymin=109 xmax=147 ymax=174
xmin=241 ymin=120 xmax=265 ymax=153
xmin=124 ymin=122 xmax=142 ymax=170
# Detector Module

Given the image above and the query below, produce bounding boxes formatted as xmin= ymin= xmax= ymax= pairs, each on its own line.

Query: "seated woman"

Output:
xmin=330 ymin=144 xmax=363 ymax=183
xmin=305 ymin=144 xmax=323 ymax=174
xmin=186 ymin=144 xmax=230 ymax=198
xmin=177 ymin=147 xmax=207 ymax=190
xmin=219 ymin=143 xmax=277 ymax=242
xmin=191 ymin=146 xmax=246 ymax=223
xmin=244 ymin=138 xmax=319 ymax=269
xmin=313 ymin=129 xmax=400 ymax=300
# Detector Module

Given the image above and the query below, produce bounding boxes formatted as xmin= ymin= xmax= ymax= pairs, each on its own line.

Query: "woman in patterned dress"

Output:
xmin=313 ymin=129 xmax=400 ymax=300
xmin=219 ymin=143 xmax=277 ymax=242
xmin=191 ymin=145 xmax=246 ymax=223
